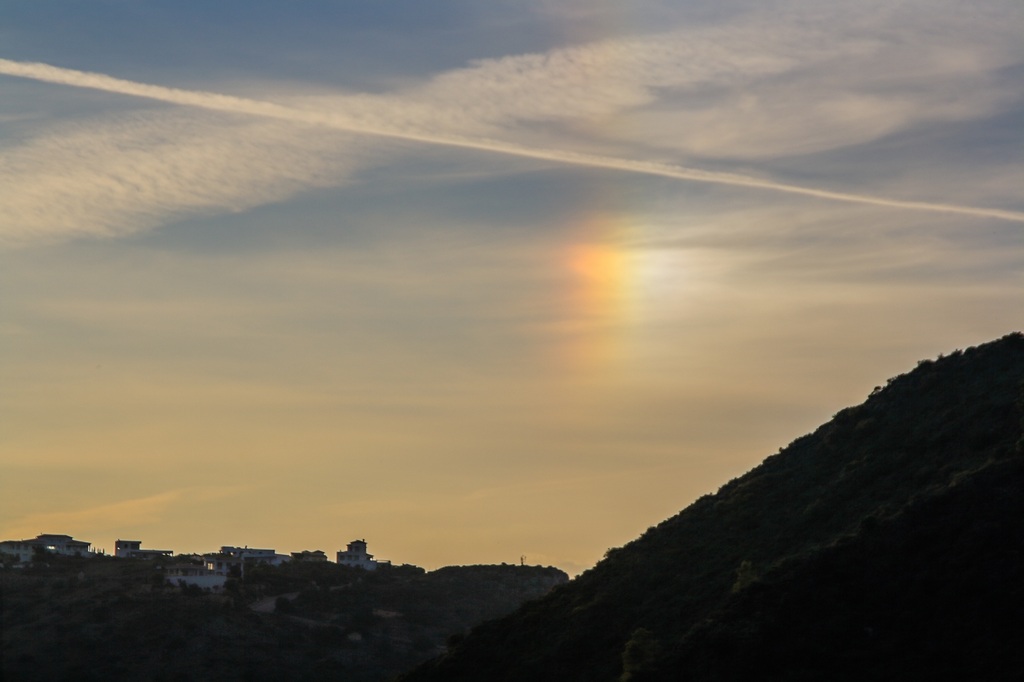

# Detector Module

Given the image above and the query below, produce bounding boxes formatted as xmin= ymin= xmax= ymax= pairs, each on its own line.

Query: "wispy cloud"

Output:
xmin=1 ymin=2 xmax=1020 ymax=245
xmin=2 ymin=490 xmax=183 ymax=539
xmin=3 ymin=57 xmax=1021 ymax=239
xmin=0 ymin=109 xmax=375 ymax=245
xmin=0 ymin=486 xmax=251 ymax=541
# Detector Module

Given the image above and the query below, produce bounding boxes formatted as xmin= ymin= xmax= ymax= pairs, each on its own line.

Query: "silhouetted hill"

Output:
xmin=0 ymin=558 xmax=566 ymax=682
xmin=401 ymin=332 xmax=1024 ymax=681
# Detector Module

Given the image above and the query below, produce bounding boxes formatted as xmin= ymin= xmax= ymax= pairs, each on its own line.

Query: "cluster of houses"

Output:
xmin=0 ymin=533 xmax=388 ymax=590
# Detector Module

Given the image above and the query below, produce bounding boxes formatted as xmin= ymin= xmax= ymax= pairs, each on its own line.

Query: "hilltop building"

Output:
xmin=115 ymin=539 xmax=172 ymax=560
xmin=337 ymin=539 xmax=389 ymax=570
xmin=0 ymin=534 xmax=94 ymax=563
xmin=3 ymin=532 xmax=400 ymax=576
xmin=206 ymin=545 xmax=289 ymax=577
xmin=164 ymin=562 xmax=227 ymax=590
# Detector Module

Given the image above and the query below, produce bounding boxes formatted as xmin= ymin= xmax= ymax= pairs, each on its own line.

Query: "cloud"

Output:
xmin=2 ymin=490 xmax=184 ymax=539
xmin=1 ymin=1 xmax=1021 ymax=245
xmin=624 ymin=23 xmax=1022 ymax=160
xmin=0 ymin=109 xmax=378 ymax=246
xmin=2 ymin=56 xmax=1021 ymax=246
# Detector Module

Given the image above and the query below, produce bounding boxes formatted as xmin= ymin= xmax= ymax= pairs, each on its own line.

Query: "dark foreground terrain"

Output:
xmin=0 ymin=558 xmax=565 ymax=681
xmin=401 ymin=333 xmax=1024 ymax=681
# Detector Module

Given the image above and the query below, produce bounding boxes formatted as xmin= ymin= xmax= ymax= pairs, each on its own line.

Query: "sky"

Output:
xmin=1 ymin=0 xmax=1021 ymax=575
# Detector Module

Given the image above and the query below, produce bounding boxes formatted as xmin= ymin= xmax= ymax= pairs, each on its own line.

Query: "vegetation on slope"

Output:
xmin=401 ymin=332 xmax=1024 ymax=681
xmin=0 ymin=556 xmax=566 ymax=682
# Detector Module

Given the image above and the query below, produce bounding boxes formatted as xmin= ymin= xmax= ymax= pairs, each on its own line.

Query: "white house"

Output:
xmin=0 ymin=534 xmax=94 ymax=563
xmin=206 ymin=545 xmax=289 ymax=576
xmin=336 ymin=539 xmax=388 ymax=570
xmin=164 ymin=563 xmax=227 ymax=590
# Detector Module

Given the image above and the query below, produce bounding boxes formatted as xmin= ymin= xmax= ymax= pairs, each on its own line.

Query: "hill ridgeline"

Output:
xmin=401 ymin=332 xmax=1024 ymax=681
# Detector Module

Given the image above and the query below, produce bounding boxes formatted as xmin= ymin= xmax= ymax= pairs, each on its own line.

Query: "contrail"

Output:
xmin=2 ymin=57 xmax=1022 ymax=223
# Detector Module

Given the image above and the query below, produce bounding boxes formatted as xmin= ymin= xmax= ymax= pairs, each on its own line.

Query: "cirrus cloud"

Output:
xmin=0 ymin=0 xmax=1020 ymax=246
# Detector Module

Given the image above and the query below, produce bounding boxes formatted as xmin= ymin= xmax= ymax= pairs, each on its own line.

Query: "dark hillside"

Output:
xmin=401 ymin=332 xmax=1024 ymax=681
xmin=668 ymin=454 xmax=1024 ymax=680
xmin=0 ymin=559 xmax=565 ymax=682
